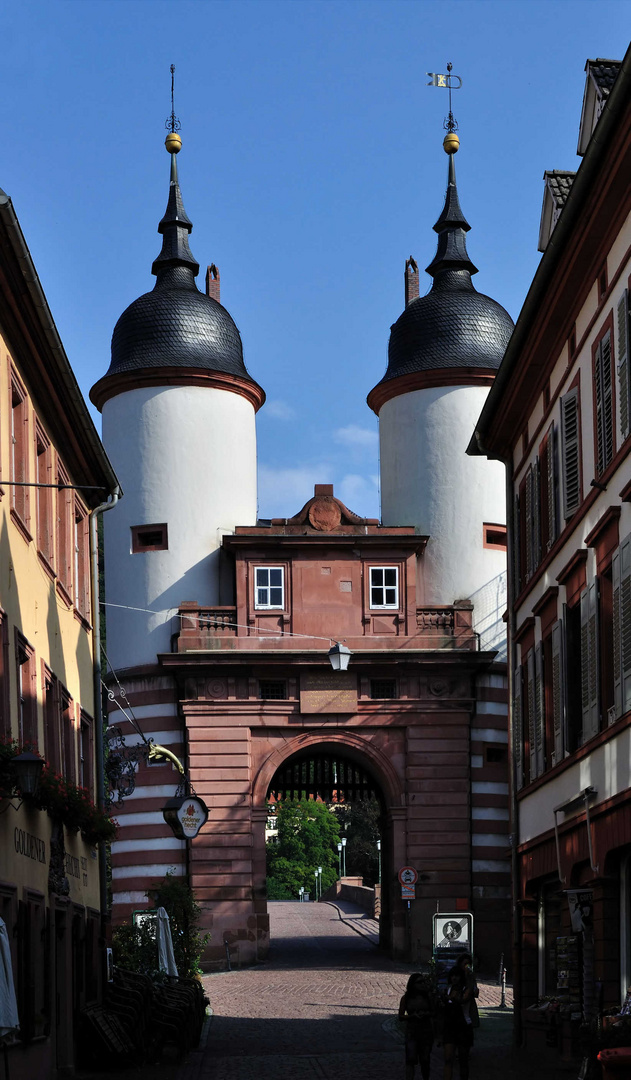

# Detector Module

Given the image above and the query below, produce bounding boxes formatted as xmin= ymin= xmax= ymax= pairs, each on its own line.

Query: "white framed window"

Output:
xmin=369 ymin=566 xmax=398 ymax=609
xmin=255 ymin=567 xmax=284 ymax=609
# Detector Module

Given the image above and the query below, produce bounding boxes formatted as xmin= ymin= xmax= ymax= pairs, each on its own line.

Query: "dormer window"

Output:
xmin=369 ymin=567 xmax=398 ymax=609
xmin=255 ymin=567 xmax=284 ymax=609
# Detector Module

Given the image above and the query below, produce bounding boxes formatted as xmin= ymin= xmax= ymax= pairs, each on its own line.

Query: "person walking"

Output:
xmin=398 ymin=972 xmax=437 ymax=1080
xmin=441 ymin=954 xmax=479 ymax=1080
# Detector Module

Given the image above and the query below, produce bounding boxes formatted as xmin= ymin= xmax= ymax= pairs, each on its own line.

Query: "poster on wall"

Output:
xmin=566 ymin=889 xmax=593 ymax=932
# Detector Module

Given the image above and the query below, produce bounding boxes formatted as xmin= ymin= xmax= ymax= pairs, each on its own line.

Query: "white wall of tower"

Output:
xmin=379 ymin=383 xmax=506 ymax=613
xmin=102 ymin=383 xmax=258 ymax=671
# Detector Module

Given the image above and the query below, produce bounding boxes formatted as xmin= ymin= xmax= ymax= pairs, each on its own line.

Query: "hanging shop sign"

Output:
xmin=162 ymin=795 xmax=209 ymax=840
xmin=566 ymin=889 xmax=593 ymax=933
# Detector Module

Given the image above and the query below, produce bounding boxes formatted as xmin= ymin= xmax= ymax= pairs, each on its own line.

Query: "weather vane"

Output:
xmin=165 ymin=63 xmax=181 ymax=134
xmin=426 ymin=62 xmax=462 ymax=133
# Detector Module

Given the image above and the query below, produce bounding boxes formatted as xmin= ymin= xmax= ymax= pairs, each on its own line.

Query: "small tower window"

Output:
xmin=483 ymin=524 xmax=507 ymax=550
xmin=131 ymin=524 xmax=168 ymax=553
xmin=370 ymin=679 xmax=397 ymax=700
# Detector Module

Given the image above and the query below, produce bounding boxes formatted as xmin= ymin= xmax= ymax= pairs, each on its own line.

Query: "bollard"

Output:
xmin=498 ymin=952 xmax=504 ymax=986
xmin=499 ymin=964 xmax=507 ymax=1009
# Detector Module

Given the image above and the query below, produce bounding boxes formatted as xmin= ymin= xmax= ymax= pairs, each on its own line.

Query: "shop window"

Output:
xmin=74 ymin=499 xmax=90 ymax=622
xmin=18 ymin=892 xmax=48 ymax=1041
xmin=35 ymin=426 xmax=53 ymax=567
xmin=593 ymin=327 xmax=615 ymax=477
xmin=370 ymin=679 xmax=397 ymax=699
xmin=10 ymin=370 xmax=29 ymax=531
xmin=15 ymin=632 xmax=36 ymax=748
xmin=369 ymin=566 xmax=398 ymax=609
xmin=56 ymin=464 xmax=73 ymax=598
xmin=255 ymin=567 xmax=284 ymax=609
xmin=259 ymin=680 xmax=286 ymax=700
xmin=131 ymin=523 xmax=168 ymax=552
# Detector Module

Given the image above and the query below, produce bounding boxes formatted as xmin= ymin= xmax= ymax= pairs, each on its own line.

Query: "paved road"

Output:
xmin=180 ymin=901 xmax=526 ymax=1080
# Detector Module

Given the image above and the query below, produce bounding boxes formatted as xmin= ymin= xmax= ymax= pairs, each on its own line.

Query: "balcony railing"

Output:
xmin=175 ymin=601 xmax=476 ymax=651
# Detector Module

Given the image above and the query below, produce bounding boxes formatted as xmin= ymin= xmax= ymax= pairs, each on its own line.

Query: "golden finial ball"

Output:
xmin=165 ymin=132 xmax=182 ymax=154
xmin=443 ymin=132 xmax=460 ymax=155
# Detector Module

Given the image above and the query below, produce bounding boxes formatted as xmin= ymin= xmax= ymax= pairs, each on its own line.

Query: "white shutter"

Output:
xmin=618 ymin=290 xmax=630 ymax=441
xmin=551 ymin=620 xmax=564 ymax=765
xmin=514 ymin=665 xmax=523 ymax=791
xmin=620 ymin=535 xmax=631 ymax=716
xmin=527 ymin=650 xmax=536 ymax=781
xmin=534 ymin=642 xmax=545 ymax=776
xmin=580 ymin=582 xmax=600 ymax=743
xmin=561 ymin=388 xmax=580 ymax=519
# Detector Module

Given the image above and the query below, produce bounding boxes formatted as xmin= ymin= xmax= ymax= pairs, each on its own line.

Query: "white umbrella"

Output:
xmin=155 ymin=907 xmax=178 ymax=977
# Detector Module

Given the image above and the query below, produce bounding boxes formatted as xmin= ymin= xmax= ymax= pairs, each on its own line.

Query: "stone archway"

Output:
xmin=252 ymin=732 xmax=406 ymax=954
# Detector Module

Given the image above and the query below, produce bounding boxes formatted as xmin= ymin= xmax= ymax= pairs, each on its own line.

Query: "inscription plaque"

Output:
xmin=300 ymin=672 xmax=357 ymax=714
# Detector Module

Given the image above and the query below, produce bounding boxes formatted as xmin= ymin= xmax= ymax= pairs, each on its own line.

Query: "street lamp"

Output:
xmin=12 ymin=751 xmax=45 ymax=797
xmin=328 ymin=642 xmax=351 ymax=671
xmin=337 ymin=841 xmax=342 ymax=880
xmin=314 ymin=869 xmax=319 ymax=901
xmin=341 ymin=837 xmax=347 ymax=878
xmin=376 ymin=839 xmax=382 ymax=884
xmin=299 ymin=886 xmax=304 ymax=903
xmin=318 ymin=865 xmax=323 ymax=899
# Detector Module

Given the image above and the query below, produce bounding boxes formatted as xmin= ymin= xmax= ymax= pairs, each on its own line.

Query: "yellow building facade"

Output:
xmin=0 ymin=186 xmax=119 ymax=1078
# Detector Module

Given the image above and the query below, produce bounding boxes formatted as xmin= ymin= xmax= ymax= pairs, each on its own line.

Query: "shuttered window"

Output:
xmin=526 ymin=650 xmax=536 ymax=782
xmin=618 ymin=290 xmax=630 ymax=441
xmin=514 ymin=664 xmax=523 ymax=791
xmin=534 ymin=643 xmax=545 ymax=777
xmin=580 ymin=581 xmax=600 ymax=743
xmin=520 ymin=464 xmax=541 ymax=585
xmin=551 ymin=620 xmax=565 ymax=766
xmin=561 ymin=387 xmax=581 ymax=519
xmin=594 ymin=329 xmax=614 ymax=476
xmin=540 ymin=424 xmax=559 ymax=555
xmin=612 ymin=534 xmax=631 ymax=720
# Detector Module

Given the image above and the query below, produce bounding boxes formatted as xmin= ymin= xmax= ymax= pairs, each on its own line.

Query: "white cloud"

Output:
xmin=263 ymin=399 xmax=296 ymax=421
xmin=257 ymin=463 xmax=380 ymax=521
xmin=333 ymin=424 xmax=378 ymax=449
xmin=337 ymin=474 xmax=379 ymax=518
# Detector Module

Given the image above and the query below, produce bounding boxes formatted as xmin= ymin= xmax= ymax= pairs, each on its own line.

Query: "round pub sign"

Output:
xmin=162 ymin=794 xmax=209 ymax=840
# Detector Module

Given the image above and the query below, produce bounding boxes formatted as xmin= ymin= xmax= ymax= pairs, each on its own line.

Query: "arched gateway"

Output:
xmin=99 ymin=131 xmax=512 ymax=972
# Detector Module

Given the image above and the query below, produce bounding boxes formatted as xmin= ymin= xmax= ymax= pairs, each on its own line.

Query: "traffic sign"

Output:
xmin=398 ymin=866 xmax=418 ymax=886
xmin=432 ymin=912 xmax=473 ymax=954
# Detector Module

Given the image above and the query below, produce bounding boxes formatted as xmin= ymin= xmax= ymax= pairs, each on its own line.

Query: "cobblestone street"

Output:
xmin=177 ymin=901 xmax=542 ymax=1080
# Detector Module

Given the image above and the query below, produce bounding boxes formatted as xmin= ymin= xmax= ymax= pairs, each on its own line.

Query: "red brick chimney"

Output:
xmin=314 ymin=484 xmax=334 ymax=496
xmin=205 ymin=264 xmax=220 ymax=303
xmin=405 ymin=257 xmax=419 ymax=306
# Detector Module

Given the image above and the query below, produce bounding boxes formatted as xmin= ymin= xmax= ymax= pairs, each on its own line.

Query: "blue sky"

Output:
xmin=1 ymin=1 xmax=629 ymax=518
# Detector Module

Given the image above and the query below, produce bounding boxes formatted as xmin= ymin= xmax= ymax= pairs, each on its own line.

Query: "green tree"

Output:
xmin=266 ymin=799 xmax=340 ymax=899
xmin=333 ymin=798 xmax=382 ymax=886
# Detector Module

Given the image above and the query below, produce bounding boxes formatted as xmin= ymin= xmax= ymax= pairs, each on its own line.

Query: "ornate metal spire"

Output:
xmin=425 ymin=135 xmax=478 ymax=278
xmin=152 ymin=65 xmax=199 ymax=279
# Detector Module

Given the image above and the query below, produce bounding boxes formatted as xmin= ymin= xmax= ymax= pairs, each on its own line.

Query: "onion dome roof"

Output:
xmin=373 ymin=148 xmax=514 ymax=392
xmin=93 ymin=143 xmax=262 ymax=396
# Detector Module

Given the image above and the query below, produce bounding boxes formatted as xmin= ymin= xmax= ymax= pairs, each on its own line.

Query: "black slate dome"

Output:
xmin=97 ymin=147 xmax=259 ymax=389
xmin=109 ymin=268 xmax=247 ymax=377
xmin=386 ymin=270 xmax=514 ymax=381
xmin=375 ymin=149 xmax=514 ymax=389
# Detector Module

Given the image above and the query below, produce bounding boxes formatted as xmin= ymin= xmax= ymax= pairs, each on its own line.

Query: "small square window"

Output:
xmin=255 ymin=567 xmax=284 ymax=609
xmin=483 ymin=524 xmax=507 ymax=550
xmin=259 ymin=680 xmax=287 ymax=700
xmin=485 ymin=746 xmax=508 ymax=764
xmin=131 ymin=524 xmax=168 ymax=553
xmin=369 ymin=566 xmax=398 ymax=609
xmin=370 ymin=679 xmax=397 ymax=700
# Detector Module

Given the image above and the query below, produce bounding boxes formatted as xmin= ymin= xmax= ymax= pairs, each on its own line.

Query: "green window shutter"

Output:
xmin=620 ymin=535 xmax=631 ymax=716
xmin=580 ymin=581 xmax=600 ymax=743
xmin=514 ymin=664 xmax=523 ymax=791
xmin=514 ymin=493 xmax=521 ymax=595
xmin=618 ymin=290 xmax=630 ymax=441
xmin=549 ymin=423 xmax=559 ymax=548
xmin=534 ymin=642 xmax=545 ymax=776
xmin=527 ymin=650 xmax=536 ymax=781
xmin=561 ymin=388 xmax=580 ymax=519
xmin=551 ymin=620 xmax=564 ymax=765
xmin=532 ymin=458 xmax=541 ymax=571
xmin=613 ymin=545 xmax=621 ymax=720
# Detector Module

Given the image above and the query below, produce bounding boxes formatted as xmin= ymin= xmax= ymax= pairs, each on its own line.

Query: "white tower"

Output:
xmin=368 ymin=134 xmax=513 ymax=629
xmin=91 ymin=135 xmax=264 ymax=671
